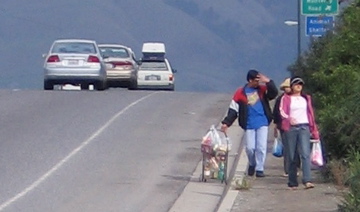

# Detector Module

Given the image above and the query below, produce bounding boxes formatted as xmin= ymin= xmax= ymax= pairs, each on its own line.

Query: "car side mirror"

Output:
xmin=42 ymin=53 xmax=48 ymax=58
xmin=172 ymin=69 xmax=177 ymax=73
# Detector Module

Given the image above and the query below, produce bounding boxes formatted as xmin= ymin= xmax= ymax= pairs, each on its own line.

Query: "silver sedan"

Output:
xmin=43 ymin=39 xmax=107 ymax=91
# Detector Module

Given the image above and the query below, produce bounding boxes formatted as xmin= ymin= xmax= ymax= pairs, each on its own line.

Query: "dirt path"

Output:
xmin=230 ymin=139 xmax=343 ymax=212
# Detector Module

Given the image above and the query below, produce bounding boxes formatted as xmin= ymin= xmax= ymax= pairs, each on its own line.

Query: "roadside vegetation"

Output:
xmin=287 ymin=0 xmax=360 ymax=210
xmin=234 ymin=177 xmax=251 ymax=191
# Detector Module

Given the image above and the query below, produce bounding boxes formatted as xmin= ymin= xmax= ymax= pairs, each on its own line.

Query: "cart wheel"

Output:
xmin=223 ymin=154 xmax=228 ymax=185
xmin=199 ymin=174 xmax=207 ymax=182
xmin=201 ymin=154 xmax=206 ymax=182
xmin=221 ymin=174 xmax=227 ymax=184
xmin=224 ymin=165 xmax=228 ymax=184
xmin=201 ymin=155 xmax=204 ymax=172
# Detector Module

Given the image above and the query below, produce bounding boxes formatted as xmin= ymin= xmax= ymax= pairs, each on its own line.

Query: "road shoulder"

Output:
xmin=230 ymin=138 xmax=343 ymax=212
xmin=169 ymin=122 xmax=243 ymax=212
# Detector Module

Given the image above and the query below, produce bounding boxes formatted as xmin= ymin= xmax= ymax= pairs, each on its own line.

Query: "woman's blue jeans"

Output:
xmin=284 ymin=125 xmax=311 ymax=187
xmin=280 ymin=130 xmax=301 ymax=174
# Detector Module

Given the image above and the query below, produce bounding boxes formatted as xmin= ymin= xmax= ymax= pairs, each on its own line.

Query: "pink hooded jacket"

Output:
xmin=279 ymin=93 xmax=320 ymax=140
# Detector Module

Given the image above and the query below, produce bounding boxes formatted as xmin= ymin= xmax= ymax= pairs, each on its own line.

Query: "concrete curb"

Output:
xmin=216 ymin=146 xmax=247 ymax=212
xmin=215 ymin=122 xmax=247 ymax=211
xmin=169 ymin=121 xmax=247 ymax=212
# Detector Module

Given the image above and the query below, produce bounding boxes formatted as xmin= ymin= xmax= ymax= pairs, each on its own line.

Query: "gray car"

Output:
xmin=43 ymin=39 xmax=107 ymax=90
xmin=98 ymin=44 xmax=140 ymax=90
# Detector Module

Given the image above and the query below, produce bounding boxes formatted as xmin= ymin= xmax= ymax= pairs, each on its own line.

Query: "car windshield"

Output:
xmin=99 ymin=47 xmax=129 ymax=58
xmin=51 ymin=42 xmax=97 ymax=54
xmin=140 ymin=62 xmax=168 ymax=71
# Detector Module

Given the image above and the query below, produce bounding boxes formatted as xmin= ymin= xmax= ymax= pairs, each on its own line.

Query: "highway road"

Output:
xmin=0 ymin=89 xmax=232 ymax=212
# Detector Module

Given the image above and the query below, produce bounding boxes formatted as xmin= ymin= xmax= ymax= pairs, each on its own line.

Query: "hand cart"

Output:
xmin=199 ymin=129 xmax=230 ymax=185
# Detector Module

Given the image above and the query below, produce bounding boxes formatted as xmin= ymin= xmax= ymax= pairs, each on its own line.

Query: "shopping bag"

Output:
xmin=214 ymin=128 xmax=232 ymax=152
xmin=272 ymin=137 xmax=283 ymax=157
xmin=201 ymin=124 xmax=232 ymax=154
xmin=201 ymin=125 xmax=221 ymax=154
xmin=201 ymin=131 xmax=213 ymax=154
xmin=210 ymin=125 xmax=222 ymax=147
xmin=311 ymin=141 xmax=324 ymax=166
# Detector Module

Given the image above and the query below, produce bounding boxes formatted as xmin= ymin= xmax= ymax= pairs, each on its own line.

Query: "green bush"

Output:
xmin=338 ymin=150 xmax=360 ymax=211
xmin=288 ymin=0 xmax=360 ymax=159
xmin=286 ymin=2 xmax=360 ymax=209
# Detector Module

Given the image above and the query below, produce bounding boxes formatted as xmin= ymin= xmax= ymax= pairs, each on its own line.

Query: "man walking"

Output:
xmin=221 ymin=70 xmax=278 ymax=177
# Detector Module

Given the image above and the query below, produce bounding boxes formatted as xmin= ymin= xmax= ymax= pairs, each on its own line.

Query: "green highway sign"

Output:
xmin=302 ymin=0 xmax=339 ymax=15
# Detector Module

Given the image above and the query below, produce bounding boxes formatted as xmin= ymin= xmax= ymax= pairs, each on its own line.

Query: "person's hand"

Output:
xmin=311 ymin=139 xmax=320 ymax=143
xmin=311 ymin=131 xmax=320 ymax=141
xmin=290 ymin=118 xmax=297 ymax=125
xmin=274 ymin=127 xmax=278 ymax=138
xmin=221 ymin=124 xmax=228 ymax=133
xmin=258 ymin=73 xmax=270 ymax=83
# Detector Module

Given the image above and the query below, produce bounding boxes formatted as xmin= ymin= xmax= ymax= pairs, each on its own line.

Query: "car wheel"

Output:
xmin=95 ymin=81 xmax=106 ymax=91
xmin=106 ymin=81 xmax=113 ymax=88
xmin=81 ymin=84 xmax=89 ymax=90
xmin=44 ymin=80 xmax=53 ymax=90
xmin=128 ymin=80 xmax=138 ymax=90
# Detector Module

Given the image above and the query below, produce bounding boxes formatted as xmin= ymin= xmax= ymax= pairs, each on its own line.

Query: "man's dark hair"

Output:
xmin=247 ymin=69 xmax=259 ymax=81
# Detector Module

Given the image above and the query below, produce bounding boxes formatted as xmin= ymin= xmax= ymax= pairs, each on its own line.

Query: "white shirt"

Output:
xmin=290 ymin=96 xmax=309 ymax=124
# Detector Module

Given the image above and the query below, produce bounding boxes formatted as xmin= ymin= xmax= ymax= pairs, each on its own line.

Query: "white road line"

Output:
xmin=0 ymin=92 xmax=158 ymax=211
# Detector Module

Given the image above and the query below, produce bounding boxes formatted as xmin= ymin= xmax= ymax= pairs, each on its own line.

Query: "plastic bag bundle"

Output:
xmin=272 ymin=137 xmax=283 ymax=157
xmin=201 ymin=125 xmax=219 ymax=154
xmin=201 ymin=125 xmax=231 ymax=154
xmin=311 ymin=142 xmax=324 ymax=167
xmin=201 ymin=131 xmax=213 ymax=154
xmin=213 ymin=129 xmax=232 ymax=152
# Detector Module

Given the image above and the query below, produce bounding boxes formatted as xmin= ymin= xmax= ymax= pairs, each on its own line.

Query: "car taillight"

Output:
xmin=47 ymin=55 xmax=60 ymax=63
xmin=169 ymin=74 xmax=174 ymax=81
xmin=88 ymin=56 xmax=100 ymax=63
xmin=112 ymin=61 xmax=133 ymax=69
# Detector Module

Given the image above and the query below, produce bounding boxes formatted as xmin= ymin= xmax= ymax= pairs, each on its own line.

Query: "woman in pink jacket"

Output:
xmin=279 ymin=76 xmax=319 ymax=190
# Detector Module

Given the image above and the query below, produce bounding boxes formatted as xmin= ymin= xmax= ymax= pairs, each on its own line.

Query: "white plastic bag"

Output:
xmin=311 ymin=142 xmax=324 ymax=166
xmin=210 ymin=125 xmax=222 ymax=147
xmin=201 ymin=125 xmax=231 ymax=153
xmin=201 ymin=130 xmax=213 ymax=154
xmin=272 ymin=137 xmax=283 ymax=157
xmin=211 ymin=125 xmax=232 ymax=152
xmin=201 ymin=125 xmax=221 ymax=154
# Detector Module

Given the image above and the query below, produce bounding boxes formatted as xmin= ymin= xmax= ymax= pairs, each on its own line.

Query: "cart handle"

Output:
xmin=216 ymin=128 xmax=228 ymax=138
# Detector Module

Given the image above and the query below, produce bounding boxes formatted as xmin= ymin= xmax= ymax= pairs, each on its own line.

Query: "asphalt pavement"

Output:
xmin=0 ymin=90 xmax=234 ymax=212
